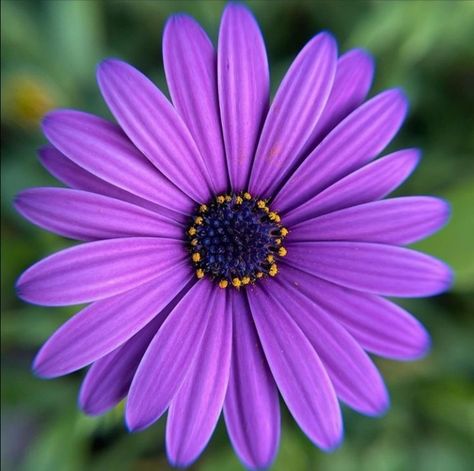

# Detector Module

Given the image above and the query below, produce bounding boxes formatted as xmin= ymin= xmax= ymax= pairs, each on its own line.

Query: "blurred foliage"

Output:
xmin=1 ymin=0 xmax=474 ymax=470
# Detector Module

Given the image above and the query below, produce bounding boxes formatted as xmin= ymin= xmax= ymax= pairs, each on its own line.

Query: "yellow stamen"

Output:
xmin=196 ymin=268 xmax=205 ymax=279
xmin=256 ymin=272 xmax=264 ymax=278
xmin=191 ymin=239 xmax=198 ymax=246
xmin=242 ymin=276 xmax=251 ymax=285
xmin=268 ymin=211 xmax=278 ymax=221
xmin=199 ymin=204 xmax=208 ymax=213
xmin=278 ymin=247 xmax=287 ymax=257
xmin=267 ymin=254 xmax=275 ymax=263
xmin=280 ymin=227 xmax=288 ymax=237
xmin=217 ymin=195 xmax=225 ymax=204
xmin=257 ymin=200 xmax=266 ymax=209
xmin=232 ymin=277 xmax=242 ymax=288
xmin=188 ymin=227 xmax=197 ymax=236
xmin=275 ymin=238 xmax=282 ymax=245
xmin=274 ymin=214 xmax=281 ymax=223
xmin=269 ymin=263 xmax=278 ymax=277
xmin=243 ymin=192 xmax=252 ymax=200
xmin=235 ymin=196 xmax=243 ymax=204
xmin=194 ymin=216 xmax=203 ymax=225
xmin=192 ymin=252 xmax=201 ymax=262
xmin=219 ymin=279 xmax=228 ymax=289
xmin=225 ymin=195 xmax=232 ymax=202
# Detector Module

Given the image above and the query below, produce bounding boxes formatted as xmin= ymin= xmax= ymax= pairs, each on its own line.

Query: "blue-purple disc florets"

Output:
xmin=187 ymin=192 xmax=288 ymax=288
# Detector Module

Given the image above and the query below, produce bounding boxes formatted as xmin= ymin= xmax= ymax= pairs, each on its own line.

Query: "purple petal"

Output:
xmin=17 ymin=237 xmax=186 ymax=306
xmin=126 ymin=280 xmax=222 ymax=431
xmin=274 ymin=276 xmax=389 ymax=416
xmin=247 ymin=285 xmax=342 ymax=450
xmin=290 ymin=197 xmax=450 ymax=244
xmin=280 ymin=265 xmax=431 ymax=360
xmin=14 ymin=188 xmax=183 ymax=241
xmin=163 ymin=15 xmax=228 ymax=193
xmin=283 ymin=149 xmax=420 ymax=225
xmin=224 ymin=291 xmax=280 ymax=469
xmin=79 ymin=290 xmax=186 ymax=415
xmin=166 ymin=290 xmax=232 ymax=466
xmin=33 ymin=264 xmax=191 ymax=378
xmin=37 ymin=146 xmax=173 ymax=217
xmin=249 ymin=32 xmax=337 ymax=197
xmin=285 ymin=241 xmax=452 ymax=297
xmin=218 ymin=3 xmax=269 ymax=191
xmin=42 ymin=111 xmax=192 ymax=216
xmin=300 ymin=48 xmax=374 ymax=156
xmin=274 ymin=89 xmax=408 ymax=212
xmin=97 ymin=59 xmax=214 ymax=202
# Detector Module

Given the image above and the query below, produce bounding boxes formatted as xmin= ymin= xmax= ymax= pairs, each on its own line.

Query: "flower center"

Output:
xmin=186 ymin=192 xmax=288 ymax=288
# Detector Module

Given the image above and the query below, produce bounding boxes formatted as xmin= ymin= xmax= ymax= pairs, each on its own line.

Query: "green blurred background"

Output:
xmin=1 ymin=0 xmax=473 ymax=470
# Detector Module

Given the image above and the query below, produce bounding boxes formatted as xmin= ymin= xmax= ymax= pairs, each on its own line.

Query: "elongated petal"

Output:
xmin=79 ymin=289 xmax=187 ymax=415
xmin=290 ymin=197 xmax=450 ymax=244
xmin=224 ymin=292 xmax=280 ymax=469
xmin=167 ymin=291 xmax=232 ymax=466
xmin=164 ymin=15 xmax=228 ymax=193
xmin=286 ymin=241 xmax=452 ymax=297
xmin=33 ymin=264 xmax=191 ymax=378
xmin=17 ymin=237 xmax=186 ymax=306
xmin=283 ymin=149 xmax=420 ymax=225
xmin=300 ymin=48 xmax=374 ymax=156
xmin=218 ymin=3 xmax=269 ymax=191
xmin=37 ymin=146 xmax=171 ymax=216
xmin=249 ymin=33 xmax=337 ymax=197
xmin=42 ymin=110 xmax=192 ymax=215
xmin=274 ymin=89 xmax=408 ymax=212
xmin=280 ymin=265 xmax=431 ymax=360
xmin=14 ymin=188 xmax=182 ymax=241
xmin=248 ymin=285 xmax=342 ymax=450
xmin=97 ymin=59 xmax=213 ymax=201
xmin=126 ymin=280 xmax=221 ymax=431
xmin=274 ymin=278 xmax=389 ymax=415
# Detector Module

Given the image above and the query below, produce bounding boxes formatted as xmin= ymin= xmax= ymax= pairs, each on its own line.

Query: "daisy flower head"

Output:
xmin=15 ymin=3 xmax=452 ymax=469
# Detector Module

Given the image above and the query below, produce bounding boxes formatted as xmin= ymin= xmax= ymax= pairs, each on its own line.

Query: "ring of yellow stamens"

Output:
xmin=187 ymin=191 xmax=288 ymax=288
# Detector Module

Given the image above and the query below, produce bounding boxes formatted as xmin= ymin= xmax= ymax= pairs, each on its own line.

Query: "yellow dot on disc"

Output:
xmin=280 ymin=227 xmax=288 ymax=237
xmin=219 ymin=279 xmax=229 ymax=289
xmin=192 ymin=252 xmax=201 ymax=262
xmin=278 ymin=247 xmax=287 ymax=257
xmin=235 ymin=196 xmax=243 ymax=204
xmin=188 ymin=227 xmax=196 ymax=236
xmin=242 ymin=276 xmax=251 ymax=285
xmin=267 ymin=254 xmax=275 ymax=263
xmin=256 ymin=272 xmax=264 ymax=278
xmin=257 ymin=200 xmax=266 ymax=209
xmin=243 ymin=192 xmax=252 ymax=200
xmin=194 ymin=216 xmax=203 ymax=225
xmin=225 ymin=195 xmax=232 ymax=202
xmin=196 ymin=269 xmax=204 ymax=279
xmin=232 ymin=278 xmax=242 ymax=288
xmin=217 ymin=195 xmax=225 ymax=204
xmin=199 ymin=204 xmax=208 ymax=213
xmin=191 ymin=239 xmax=198 ymax=246
xmin=269 ymin=264 xmax=278 ymax=276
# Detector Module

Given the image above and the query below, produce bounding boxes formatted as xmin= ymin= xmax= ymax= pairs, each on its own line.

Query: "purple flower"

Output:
xmin=15 ymin=3 xmax=452 ymax=469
